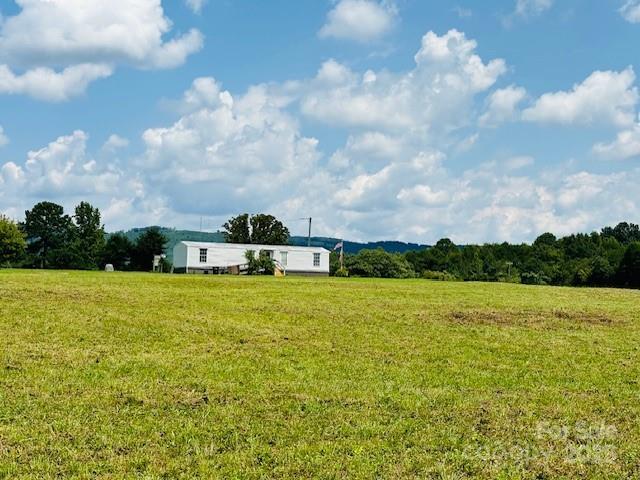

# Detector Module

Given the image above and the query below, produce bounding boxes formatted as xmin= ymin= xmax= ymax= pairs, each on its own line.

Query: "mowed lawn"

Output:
xmin=1 ymin=271 xmax=640 ymax=479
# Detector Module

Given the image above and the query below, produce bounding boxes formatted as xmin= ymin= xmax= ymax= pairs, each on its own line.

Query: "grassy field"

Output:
xmin=1 ymin=270 xmax=640 ymax=478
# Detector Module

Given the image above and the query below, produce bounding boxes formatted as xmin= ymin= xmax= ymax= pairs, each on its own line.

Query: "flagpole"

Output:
xmin=340 ymin=240 xmax=344 ymax=270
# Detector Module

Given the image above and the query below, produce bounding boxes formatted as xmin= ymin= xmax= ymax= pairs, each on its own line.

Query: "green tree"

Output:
xmin=0 ymin=215 xmax=26 ymax=266
xmin=24 ymin=201 xmax=74 ymax=268
xmin=102 ymin=233 xmax=134 ymax=271
xmin=223 ymin=214 xmax=251 ymax=243
xmin=250 ymin=214 xmax=290 ymax=245
xmin=346 ymin=248 xmax=414 ymax=278
xmin=224 ymin=213 xmax=290 ymax=245
xmin=589 ymin=256 xmax=616 ymax=286
xmin=131 ymin=227 xmax=167 ymax=271
xmin=618 ymin=242 xmax=640 ymax=288
xmin=602 ymin=222 xmax=640 ymax=245
xmin=71 ymin=202 xmax=105 ymax=270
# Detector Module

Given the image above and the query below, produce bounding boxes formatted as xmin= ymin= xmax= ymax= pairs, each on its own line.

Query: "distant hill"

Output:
xmin=289 ymin=236 xmax=429 ymax=254
xmin=114 ymin=227 xmax=429 ymax=262
xmin=114 ymin=227 xmax=225 ymax=261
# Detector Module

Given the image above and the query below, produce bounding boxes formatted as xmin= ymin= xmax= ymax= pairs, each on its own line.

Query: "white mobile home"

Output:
xmin=173 ymin=241 xmax=330 ymax=276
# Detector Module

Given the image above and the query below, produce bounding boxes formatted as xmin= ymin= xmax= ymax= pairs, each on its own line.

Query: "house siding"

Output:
xmin=173 ymin=241 xmax=330 ymax=275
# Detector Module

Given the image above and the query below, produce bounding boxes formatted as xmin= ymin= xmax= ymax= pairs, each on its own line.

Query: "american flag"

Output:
xmin=333 ymin=241 xmax=343 ymax=251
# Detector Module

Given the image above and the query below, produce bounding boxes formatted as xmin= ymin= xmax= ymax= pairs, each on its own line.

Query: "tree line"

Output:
xmin=0 ymin=201 xmax=168 ymax=271
xmin=2 ymin=204 xmax=639 ymax=288
xmin=331 ymin=222 xmax=640 ymax=289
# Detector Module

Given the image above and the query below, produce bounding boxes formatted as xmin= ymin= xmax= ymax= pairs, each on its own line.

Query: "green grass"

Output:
xmin=1 ymin=270 xmax=640 ymax=479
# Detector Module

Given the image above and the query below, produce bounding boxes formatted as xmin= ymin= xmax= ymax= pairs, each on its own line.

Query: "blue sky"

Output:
xmin=1 ymin=0 xmax=639 ymax=243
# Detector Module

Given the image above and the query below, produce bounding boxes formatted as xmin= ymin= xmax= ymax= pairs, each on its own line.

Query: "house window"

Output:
xmin=199 ymin=248 xmax=208 ymax=263
xmin=280 ymin=251 xmax=288 ymax=266
xmin=313 ymin=253 xmax=321 ymax=267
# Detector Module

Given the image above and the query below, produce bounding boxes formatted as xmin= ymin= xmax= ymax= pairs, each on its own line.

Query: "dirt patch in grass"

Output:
xmin=448 ymin=309 xmax=617 ymax=327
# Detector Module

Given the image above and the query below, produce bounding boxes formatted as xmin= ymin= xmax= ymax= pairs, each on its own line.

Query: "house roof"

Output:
xmin=178 ymin=241 xmax=330 ymax=253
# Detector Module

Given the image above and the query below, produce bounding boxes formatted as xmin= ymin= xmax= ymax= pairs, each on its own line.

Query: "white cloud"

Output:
xmin=502 ymin=0 xmax=553 ymax=27
xmin=319 ymin=0 xmax=398 ymax=43
xmin=620 ymin=0 xmax=640 ymax=23
xmin=0 ymin=126 xmax=8 ymax=147
xmin=0 ymin=130 xmax=166 ymax=230
xmin=302 ymin=30 xmax=506 ymax=132
xmin=455 ymin=133 xmax=479 ymax=153
xmin=4 ymin=29 xmax=640 ymax=243
xmin=453 ymin=6 xmax=472 ymax=18
xmin=504 ymin=156 xmax=535 ymax=170
xmin=514 ymin=0 xmax=553 ymax=17
xmin=186 ymin=0 xmax=207 ymax=14
xmin=3 ymin=131 xmax=116 ymax=195
xmin=479 ymin=85 xmax=527 ymax=127
xmin=593 ymin=124 xmax=640 ymax=160
xmin=0 ymin=63 xmax=113 ymax=102
xmin=102 ymin=134 xmax=130 ymax=153
xmin=0 ymin=0 xmax=203 ymax=101
xmin=397 ymin=184 xmax=450 ymax=207
xmin=139 ymin=78 xmax=321 ymax=217
xmin=522 ymin=68 xmax=639 ymax=127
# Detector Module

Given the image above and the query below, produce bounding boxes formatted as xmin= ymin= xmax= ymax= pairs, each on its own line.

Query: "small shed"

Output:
xmin=173 ymin=241 xmax=330 ymax=276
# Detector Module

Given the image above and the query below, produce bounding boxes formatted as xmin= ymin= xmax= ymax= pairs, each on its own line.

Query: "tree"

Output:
xmin=588 ymin=256 xmax=616 ymax=286
xmin=102 ymin=233 xmax=134 ymax=271
xmin=71 ymin=202 xmax=105 ymax=270
xmin=346 ymin=249 xmax=414 ymax=278
xmin=602 ymin=222 xmax=640 ymax=245
xmin=224 ymin=213 xmax=290 ymax=245
xmin=618 ymin=242 xmax=640 ymax=288
xmin=131 ymin=227 xmax=167 ymax=271
xmin=250 ymin=214 xmax=290 ymax=245
xmin=0 ymin=215 xmax=26 ymax=266
xmin=24 ymin=201 xmax=74 ymax=268
xmin=223 ymin=214 xmax=251 ymax=244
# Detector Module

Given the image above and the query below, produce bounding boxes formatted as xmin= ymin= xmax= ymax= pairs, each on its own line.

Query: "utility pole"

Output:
xmin=506 ymin=261 xmax=513 ymax=277
xmin=299 ymin=217 xmax=312 ymax=246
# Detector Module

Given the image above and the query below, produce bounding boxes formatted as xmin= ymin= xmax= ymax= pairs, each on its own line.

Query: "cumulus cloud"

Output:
xmin=620 ymin=0 xmax=640 ymax=23
xmin=0 ymin=63 xmax=113 ymax=102
xmin=479 ymin=85 xmax=527 ymax=127
xmin=0 ymin=131 xmax=116 ymax=195
xmin=0 ymin=126 xmax=8 ymax=147
xmin=139 ymin=78 xmax=320 ymax=217
xmin=4 ymin=28 xmax=640 ymax=243
xmin=0 ymin=0 xmax=203 ymax=101
xmin=302 ymin=30 xmax=506 ymax=133
xmin=0 ymin=130 xmax=164 ymax=229
xmin=522 ymin=68 xmax=639 ymax=127
xmin=319 ymin=0 xmax=398 ymax=43
xmin=593 ymin=124 xmax=640 ymax=160
xmin=102 ymin=134 xmax=130 ymax=153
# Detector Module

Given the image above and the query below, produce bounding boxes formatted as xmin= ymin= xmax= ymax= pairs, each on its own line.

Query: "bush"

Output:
xmin=421 ymin=270 xmax=459 ymax=281
xmin=245 ymin=250 xmax=275 ymax=275
xmin=346 ymin=248 xmax=415 ymax=279
xmin=334 ymin=267 xmax=349 ymax=277
xmin=520 ymin=272 xmax=550 ymax=285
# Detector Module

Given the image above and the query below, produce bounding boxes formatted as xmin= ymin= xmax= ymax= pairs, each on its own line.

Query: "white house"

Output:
xmin=173 ymin=241 xmax=330 ymax=276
